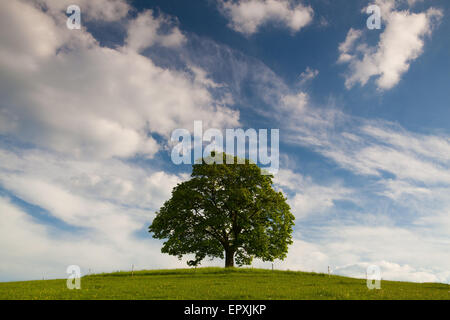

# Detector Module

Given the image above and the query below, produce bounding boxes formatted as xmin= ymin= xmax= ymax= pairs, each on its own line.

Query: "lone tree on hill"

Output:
xmin=149 ymin=153 xmax=295 ymax=268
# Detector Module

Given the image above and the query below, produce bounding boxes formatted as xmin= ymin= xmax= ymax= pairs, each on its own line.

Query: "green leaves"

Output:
xmin=149 ymin=153 xmax=295 ymax=267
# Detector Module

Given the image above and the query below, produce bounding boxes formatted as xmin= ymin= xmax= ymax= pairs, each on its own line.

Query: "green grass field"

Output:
xmin=0 ymin=268 xmax=448 ymax=300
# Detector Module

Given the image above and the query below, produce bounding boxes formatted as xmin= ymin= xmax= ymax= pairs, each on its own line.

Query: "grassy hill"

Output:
xmin=0 ymin=268 xmax=448 ymax=300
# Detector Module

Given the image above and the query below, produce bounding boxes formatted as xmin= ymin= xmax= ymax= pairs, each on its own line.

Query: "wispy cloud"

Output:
xmin=0 ymin=0 xmax=239 ymax=280
xmin=298 ymin=67 xmax=319 ymax=85
xmin=0 ymin=0 xmax=448 ymax=284
xmin=0 ymin=0 xmax=239 ymax=160
xmin=274 ymin=169 xmax=354 ymax=220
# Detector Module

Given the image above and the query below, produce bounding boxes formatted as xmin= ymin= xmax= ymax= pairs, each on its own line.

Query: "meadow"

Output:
xmin=0 ymin=268 xmax=448 ymax=300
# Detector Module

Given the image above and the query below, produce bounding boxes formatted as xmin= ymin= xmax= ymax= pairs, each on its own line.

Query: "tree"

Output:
xmin=149 ymin=153 xmax=295 ymax=268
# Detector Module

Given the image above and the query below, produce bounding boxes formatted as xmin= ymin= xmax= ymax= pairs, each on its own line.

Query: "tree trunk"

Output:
xmin=225 ymin=249 xmax=235 ymax=268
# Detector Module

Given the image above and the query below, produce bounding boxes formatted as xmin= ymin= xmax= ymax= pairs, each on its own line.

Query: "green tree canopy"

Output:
xmin=149 ymin=153 xmax=295 ymax=268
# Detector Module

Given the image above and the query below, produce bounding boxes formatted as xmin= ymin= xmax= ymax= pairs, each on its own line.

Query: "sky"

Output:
xmin=0 ymin=0 xmax=449 ymax=283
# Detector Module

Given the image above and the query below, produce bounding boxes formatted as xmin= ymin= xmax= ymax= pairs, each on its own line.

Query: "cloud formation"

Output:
xmin=0 ymin=0 xmax=239 ymax=160
xmin=218 ymin=0 xmax=313 ymax=35
xmin=0 ymin=0 xmax=239 ymax=280
xmin=338 ymin=0 xmax=442 ymax=90
xmin=0 ymin=195 xmax=187 ymax=281
xmin=126 ymin=10 xmax=186 ymax=52
xmin=34 ymin=0 xmax=131 ymax=22
xmin=275 ymin=94 xmax=450 ymax=281
xmin=0 ymin=0 xmax=448 ymax=284
xmin=298 ymin=67 xmax=319 ymax=85
xmin=274 ymin=169 xmax=353 ymax=220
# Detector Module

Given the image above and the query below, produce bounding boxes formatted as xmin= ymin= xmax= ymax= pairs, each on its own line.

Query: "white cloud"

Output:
xmin=1 ymin=0 xmax=448 ymax=285
xmin=280 ymin=239 xmax=330 ymax=273
xmin=281 ymin=97 xmax=450 ymax=186
xmin=279 ymin=223 xmax=450 ymax=283
xmin=126 ymin=10 xmax=186 ymax=53
xmin=338 ymin=0 xmax=443 ymax=90
xmin=265 ymin=85 xmax=450 ymax=283
xmin=0 ymin=146 xmax=193 ymax=281
xmin=179 ymin=35 xmax=450 ymax=283
xmin=218 ymin=0 xmax=313 ymax=35
xmin=281 ymin=91 xmax=309 ymax=113
xmin=0 ymin=1 xmax=241 ymax=281
xmin=0 ymin=148 xmax=185 ymax=211
xmin=298 ymin=67 xmax=319 ymax=85
xmin=33 ymin=0 xmax=131 ymax=22
xmin=280 ymin=95 xmax=450 ymax=229
xmin=0 ymin=147 xmax=187 ymax=238
xmin=0 ymin=196 xmax=187 ymax=282
xmin=0 ymin=0 xmax=239 ymax=160
xmin=335 ymin=261 xmax=446 ymax=283
xmin=405 ymin=0 xmax=425 ymax=8
xmin=274 ymin=169 xmax=353 ymax=220
xmin=337 ymin=28 xmax=362 ymax=63
xmin=253 ymin=229 xmax=450 ymax=283
xmin=327 ymin=225 xmax=450 ymax=283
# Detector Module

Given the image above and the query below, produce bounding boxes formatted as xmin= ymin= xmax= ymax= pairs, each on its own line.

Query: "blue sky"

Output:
xmin=0 ymin=0 xmax=449 ymax=283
